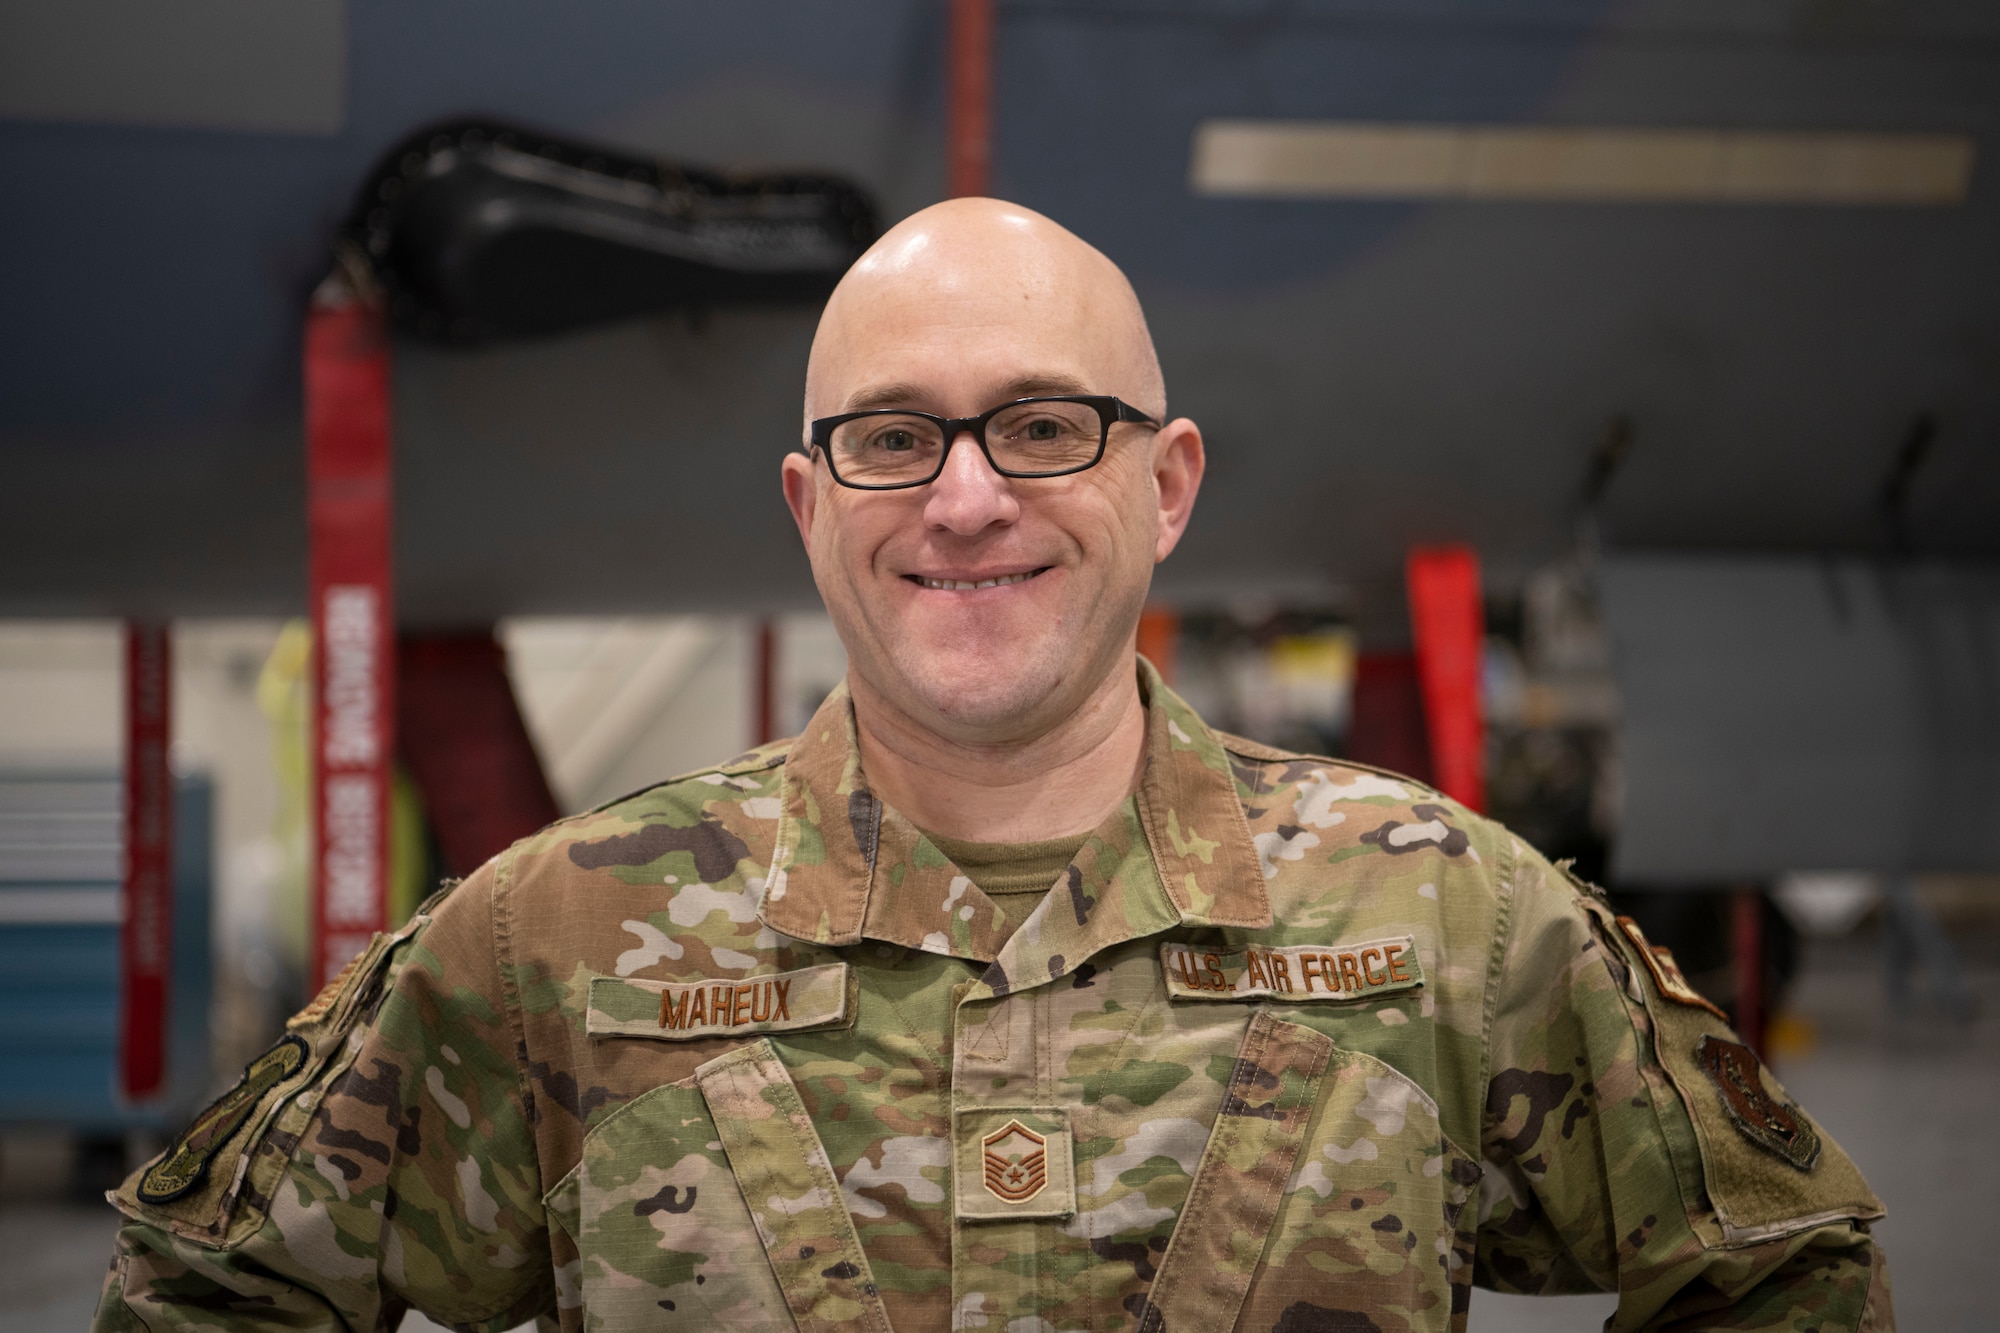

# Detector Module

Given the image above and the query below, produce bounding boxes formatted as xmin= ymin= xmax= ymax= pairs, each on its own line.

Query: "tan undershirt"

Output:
xmin=920 ymin=828 xmax=1093 ymax=937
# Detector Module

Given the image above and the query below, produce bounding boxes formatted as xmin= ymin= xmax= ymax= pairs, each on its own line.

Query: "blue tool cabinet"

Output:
xmin=0 ymin=774 xmax=213 ymax=1130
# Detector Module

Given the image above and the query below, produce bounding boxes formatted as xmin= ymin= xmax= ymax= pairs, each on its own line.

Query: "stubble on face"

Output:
xmin=795 ymin=199 xmax=1171 ymax=751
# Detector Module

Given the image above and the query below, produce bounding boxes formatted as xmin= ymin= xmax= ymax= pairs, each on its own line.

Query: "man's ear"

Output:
xmin=1151 ymin=418 xmax=1204 ymax=563
xmin=781 ymin=452 xmax=819 ymax=552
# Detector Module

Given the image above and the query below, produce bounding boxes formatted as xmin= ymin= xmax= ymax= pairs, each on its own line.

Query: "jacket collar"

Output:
xmin=758 ymin=658 xmax=1269 ymax=991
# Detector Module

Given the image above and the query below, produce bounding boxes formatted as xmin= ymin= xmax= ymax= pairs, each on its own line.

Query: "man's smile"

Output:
xmin=904 ymin=566 xmax=1053 ymax=592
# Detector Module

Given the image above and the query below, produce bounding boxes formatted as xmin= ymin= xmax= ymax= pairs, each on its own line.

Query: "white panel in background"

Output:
xmin=1603 ymin=557 xmax=2000 ymax=881
xmin=0 ymin=0 xmax=344 ymax=135
xmin=1191 ymin=121 xmax=1975 ymax=206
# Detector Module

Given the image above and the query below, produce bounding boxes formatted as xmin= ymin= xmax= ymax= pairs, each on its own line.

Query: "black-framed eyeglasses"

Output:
xmin=804 ymin=395 xmax=1160 ymax=490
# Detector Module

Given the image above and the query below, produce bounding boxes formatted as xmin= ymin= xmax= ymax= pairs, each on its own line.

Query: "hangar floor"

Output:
xmin=5 ymin=929 xmax=1989 ymax=1333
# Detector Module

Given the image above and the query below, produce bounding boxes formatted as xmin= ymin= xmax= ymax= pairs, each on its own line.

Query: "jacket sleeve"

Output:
xmin=1475 ymin=840 xmax=1893 ymax=1332
xmin=92 ymin=862 xmax=554 ymax=1332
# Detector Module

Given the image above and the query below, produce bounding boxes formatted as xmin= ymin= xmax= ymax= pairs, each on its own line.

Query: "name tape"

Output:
xmin=587 ymin=962 xmax=854 ymax=1040
xmin=1161 ymin=937 xmax=1423 ymax=1002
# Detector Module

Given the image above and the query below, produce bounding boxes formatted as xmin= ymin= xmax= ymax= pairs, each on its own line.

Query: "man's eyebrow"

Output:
xmin=994 ymin=373 xmax=1094 ymax=400
xmin=842 ymin=382 xmax=929 ymax=412
xmin=840 ymin=374 xmax=1097 ymax=414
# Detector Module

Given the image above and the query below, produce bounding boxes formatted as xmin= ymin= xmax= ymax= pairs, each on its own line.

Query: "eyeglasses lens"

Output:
xmin=828 ymin=400 xmax=1104 ymax=485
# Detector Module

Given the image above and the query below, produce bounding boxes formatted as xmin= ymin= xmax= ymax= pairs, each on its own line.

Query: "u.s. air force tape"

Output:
xmin=1160 ymin=937 xmax=1423 ymax=1002
xmin=586 ymin=962 xmax=856 ymax=1040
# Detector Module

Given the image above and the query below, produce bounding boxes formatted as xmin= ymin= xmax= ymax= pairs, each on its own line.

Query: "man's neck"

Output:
xmin=848 ymin=661 xmax=1148 ymax=843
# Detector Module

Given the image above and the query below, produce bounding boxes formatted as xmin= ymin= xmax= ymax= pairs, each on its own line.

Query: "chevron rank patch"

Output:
xmin=954 ymin=1107 xmax=1074 ymax=1221
xmin=1161 ymin=937 xmax=1423 ymax=1002
xmin=1617 ymin=915 xmax=1730 ymax=1021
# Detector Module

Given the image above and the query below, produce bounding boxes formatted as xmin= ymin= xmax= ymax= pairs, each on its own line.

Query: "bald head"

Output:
xmin=805 ymin=198 xmax=1165 ymax=427
xmin=781 ymin=196 xmax=1203 ymax=765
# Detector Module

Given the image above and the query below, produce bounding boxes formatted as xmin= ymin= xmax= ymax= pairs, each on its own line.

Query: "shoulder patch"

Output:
xmin=1586 ymin=899 xmax=1882 ymax=1243
xmin=137 ymin=1035 xmax=309 ymax=1203
xmin=1616 ymin=915 xmax=1730 ymax=1021
xmin=1697 ymin=1035 xmax=1821 ymax=1171
xmin=116 ymin=913 xmax=431 ymax=1246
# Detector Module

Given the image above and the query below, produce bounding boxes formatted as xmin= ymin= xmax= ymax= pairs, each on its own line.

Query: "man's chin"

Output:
xmin=895 ymin=645 xmax=1069 ymax=737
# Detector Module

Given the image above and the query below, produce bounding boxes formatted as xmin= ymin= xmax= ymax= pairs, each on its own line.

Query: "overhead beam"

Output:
xmin=1192 ymin=121 xmax=1975 ymax=206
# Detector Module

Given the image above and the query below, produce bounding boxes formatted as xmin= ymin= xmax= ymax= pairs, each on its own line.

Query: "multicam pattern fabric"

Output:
xmin=94 ymin=661 xmax=1892 ymax=1331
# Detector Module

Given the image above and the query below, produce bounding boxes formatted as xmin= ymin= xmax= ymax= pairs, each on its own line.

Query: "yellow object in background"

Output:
xmin=256 ymin=621 xmax=312 ymax=993
xmin=1268 ymin=630 xmax=1357 ymax=730
xmin=1765 ymin=1011 xmax=1819 ymax=1064
xmin=389 ymin=768 xmax=429 ymax=927
xmin=257 ymin=620 xmax=432 ymax=1005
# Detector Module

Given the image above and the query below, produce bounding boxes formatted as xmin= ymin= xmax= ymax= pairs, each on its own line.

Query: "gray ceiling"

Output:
xmin=3 ymin=0 xmax=1996 ymax=630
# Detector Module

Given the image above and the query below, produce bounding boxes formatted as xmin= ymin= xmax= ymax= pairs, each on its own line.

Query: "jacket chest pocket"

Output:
xmin=1140 ymin=1014 xmax=1480 ymax=1333
xmin=1243 ymin=1044 xmax=1480 ymax=1331
xmin=545 ymin=1040 xmax=891 ymax=1332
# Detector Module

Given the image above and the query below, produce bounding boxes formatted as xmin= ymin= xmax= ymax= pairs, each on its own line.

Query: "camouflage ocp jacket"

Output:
xmin=96 ymin=663 xmax=1891 ymax=1332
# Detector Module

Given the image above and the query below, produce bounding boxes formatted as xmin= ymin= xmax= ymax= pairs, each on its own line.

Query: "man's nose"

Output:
xmin=923 ymin=431 xmax=1020 ymax=534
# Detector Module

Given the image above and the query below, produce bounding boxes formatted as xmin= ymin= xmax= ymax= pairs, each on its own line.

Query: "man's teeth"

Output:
xmin=917 ymin=571 xmax=1037 ymax=591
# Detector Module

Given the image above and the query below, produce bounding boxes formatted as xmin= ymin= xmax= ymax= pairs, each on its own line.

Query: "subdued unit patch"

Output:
xmin=1697 ymin=1036 xmax=1821 ymax=1172
xmin=136 ymin=1035 xmax=309 ymax=1203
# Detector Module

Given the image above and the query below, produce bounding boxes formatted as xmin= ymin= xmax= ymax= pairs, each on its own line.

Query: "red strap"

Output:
xmin=948 ymin=0 xmax=994 ymax=197
xmin=120 ymin=622 xmax=172 ymax=1099
xmin=1406 ymin=545 xmax=1486 ymax=812
xmin=306 ymin=285 xmax=395 ymax=989
xmin=1347 ymin=653 xmax=1432 ymax=785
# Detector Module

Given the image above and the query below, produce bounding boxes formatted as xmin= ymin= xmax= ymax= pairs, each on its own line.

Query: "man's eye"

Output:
xmin=875 ymin=429 xmax=917 ymax=453
xmin=1025 ymin=418 xmax=1061 ymax=441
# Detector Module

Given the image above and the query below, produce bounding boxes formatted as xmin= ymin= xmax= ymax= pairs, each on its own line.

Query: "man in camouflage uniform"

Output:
xmin=95 ymin=199 xmax=1891 ymax=1331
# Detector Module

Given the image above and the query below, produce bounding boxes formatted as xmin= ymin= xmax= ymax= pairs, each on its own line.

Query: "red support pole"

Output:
xmin=1734 ymin=888 xmax=1765 ymax=1057
xmin=397 ymin=632 xmax=561 ymax=878
xmin=948 ymin=0 xmax=994 ymax=198
xmin=755 ymin=620 xmax=779 ymax=746
xmin=1347 ymin=654 xmax=1433 ymax=786
xmin=1406 ymin=545 xmax=1487 ymax=812
xmin=1137 ymin=607 xmax=1181 ymax=686
xmin=119 ymin=622 xmax=172 ymax=1100
xmin=307 ymin=271 xmax=395 ymax=989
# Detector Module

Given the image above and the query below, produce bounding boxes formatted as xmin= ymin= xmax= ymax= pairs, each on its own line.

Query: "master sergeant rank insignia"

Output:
xmin=953 ymin=1107 xmax=1074 ymax=1220
xmin=982 ymin=1121 xmax=1049 ymax=1203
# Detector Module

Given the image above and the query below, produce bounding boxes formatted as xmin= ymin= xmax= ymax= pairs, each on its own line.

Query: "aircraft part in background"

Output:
xmin=0 ymin=0 xmax=345 ymax=136
xmin=1605 ymin=556 xmax=2000 ymax=881
xmin=347 ymin=119 xmax=879 ymax=343
xmin=1191 ymin=121 xmax=1975 ymax=206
